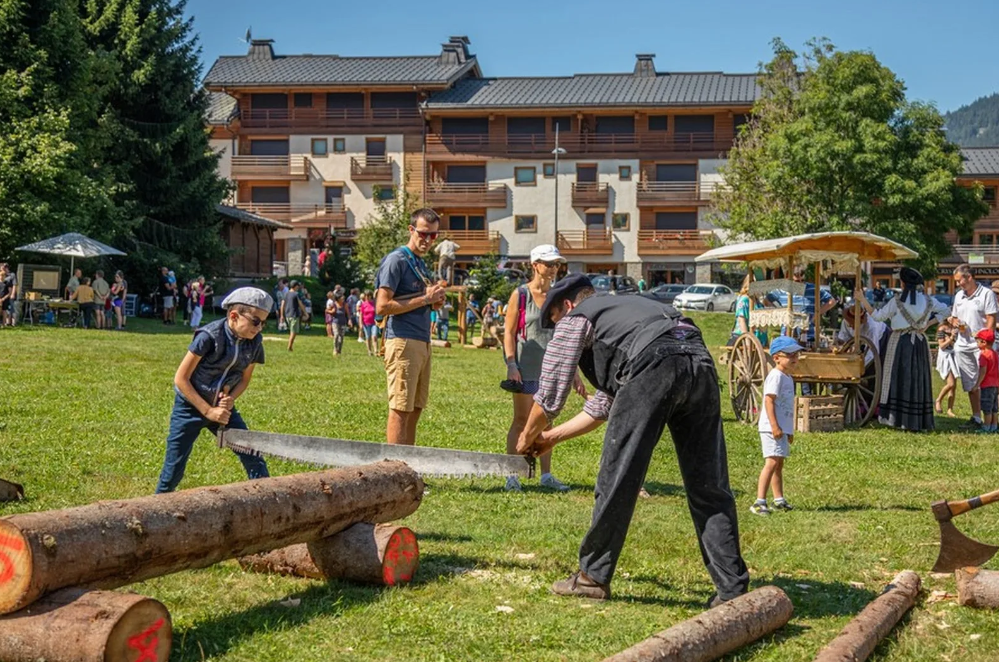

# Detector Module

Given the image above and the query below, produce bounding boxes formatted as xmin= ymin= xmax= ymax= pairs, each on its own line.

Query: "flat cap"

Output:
xmin=540 ymin=273 xmax=593 ymax=329
xmin=221 ymin=286 xmax=274 ymax=313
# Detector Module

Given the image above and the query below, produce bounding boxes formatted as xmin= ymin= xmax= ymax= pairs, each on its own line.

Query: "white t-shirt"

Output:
xmin=759 ymin=368 xmax=795 ymax=436
xmin=953 ymin=284 xmax=999 ymax=352
xmin=836 ymin=317 xmax=888 ymax=367
xmin=325 ymin=298 xmax=335 ymax=314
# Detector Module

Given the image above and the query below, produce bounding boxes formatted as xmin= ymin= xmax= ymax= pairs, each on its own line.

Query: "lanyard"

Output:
xmin=398 ymin=247 xmax=434 ymax=287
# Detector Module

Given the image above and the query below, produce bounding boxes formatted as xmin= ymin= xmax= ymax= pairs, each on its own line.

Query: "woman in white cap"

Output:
xmin=502 ymin=244 xmax=581 ymax=492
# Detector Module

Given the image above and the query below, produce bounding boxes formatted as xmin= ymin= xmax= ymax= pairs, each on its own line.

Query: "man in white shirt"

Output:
xmin=950 ymin=264 xmax=999 ymax=425
xmin=836 ymin=306 xmax=888 ymax=369
xmin=435 ymin=238 xmax=460 ymax=285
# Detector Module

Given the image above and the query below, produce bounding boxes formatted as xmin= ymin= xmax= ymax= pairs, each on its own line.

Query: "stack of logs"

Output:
xmin=0 ymin=461 xmax=423 ymax=662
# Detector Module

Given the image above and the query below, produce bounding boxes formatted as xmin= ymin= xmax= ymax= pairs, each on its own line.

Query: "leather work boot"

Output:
xmin=550 ymin=571 xmax=611 ymax=600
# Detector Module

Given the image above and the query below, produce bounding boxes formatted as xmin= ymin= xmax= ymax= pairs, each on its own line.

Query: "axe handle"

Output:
xmin=949 ymin=489 xmax=999 ymax=517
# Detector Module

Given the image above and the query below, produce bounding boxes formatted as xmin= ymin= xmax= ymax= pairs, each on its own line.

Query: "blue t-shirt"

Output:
xmin=375 ymin=248 xmax=431 ymax=342
xmin=767 ymin=284 xmax=833 ymax=340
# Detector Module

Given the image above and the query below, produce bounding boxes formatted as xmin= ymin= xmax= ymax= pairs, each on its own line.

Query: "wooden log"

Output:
xmin=430 ymin=338 xmax=451 ymax=349
xmin=602 ymin=585 xmax=793 ymax=662
xmin=0 ymin=462 xmax=423 ymax=615
xmin=0 ymin=479 xmax=24 ymax=502
xmin=0 ymin=588 xmax=171 ymax=662
xmin=472 ymin=336 xmax=497 ymax=348
xmin=238 ymin=524 xmax=419 ymax=586
xmin=956 ymin=566 xmax=999 ymax=609
xmin=812 ymin=570 xmax=921 ymax=662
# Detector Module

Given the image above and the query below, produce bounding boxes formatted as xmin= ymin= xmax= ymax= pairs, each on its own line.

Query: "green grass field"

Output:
xmin=1 ymin=312 xmax=997 ymax=661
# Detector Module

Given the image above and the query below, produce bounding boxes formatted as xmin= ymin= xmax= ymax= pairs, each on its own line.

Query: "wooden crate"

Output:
xmin=795 ymin=395 xmax=844 ymax=433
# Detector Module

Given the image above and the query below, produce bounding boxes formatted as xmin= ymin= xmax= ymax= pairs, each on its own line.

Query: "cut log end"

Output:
xmin=309 ymin=524 xmax=419 ymax=586
xmin=106 ymin=597 xmax=173 ymax=662
xmin=381 ymin=527 xmax=419 ymax=586
xmin=956 ymin=566 xmax=999 ymax=609
xmin=0 ymin=520 xmax=31 ymax=615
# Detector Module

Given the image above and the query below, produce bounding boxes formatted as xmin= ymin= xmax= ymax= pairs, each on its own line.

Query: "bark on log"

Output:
xmin=0 ymin=479 xmax=24 ymax=502
xmin=430 ymin=339 xmax=451 ymax=349
xmin=472 ymin=336 xmax=497 ymax=348
xmin=0 ymin=462 xmax=423 ymax=615
xmin=602 ymin=585 xmax=793 ymax=662
xmin=812 ymin=570 xmax=921 ymax=662
xmin=238 ymin=524 xmax=419 ymax=586
xmin=956 ymin=566 xmax=999 ymax=609
xmin=0 ymin=588 xmax=171 ymax=662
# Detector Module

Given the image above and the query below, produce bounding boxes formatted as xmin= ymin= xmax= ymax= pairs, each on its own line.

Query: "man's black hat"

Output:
xmin=540 ymin=273 xmax=593 ymax=329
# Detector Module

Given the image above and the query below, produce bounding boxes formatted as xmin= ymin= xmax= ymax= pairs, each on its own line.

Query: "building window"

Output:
xmin=985 ymin=186 xmax=997 ymax=207
xmin=376 ymin=186 xmax=395 ymax=201
xmin=648 ymin=115 xmax=668 ymax=131
xmin=294 ymin=93 xmax=313 ymax=108
xmin=612 ymin=213 xmax=630 ymax=231
xmin=514 ymin=167 xmax=537 ymax=186
xmin=332 ymin=138 xmax=346 ymax=153
xmin=619 ymin=165 xmax=632 ymax=180
xmin=543 ymin=163 xmax=556 ymax=177
xmin=551 ymin=116 xmax=572 ymax=133
xmin=311 ymin=138 xmax=328 ymax=156
xmin=515 ymin=215 xmax=537 ymax=233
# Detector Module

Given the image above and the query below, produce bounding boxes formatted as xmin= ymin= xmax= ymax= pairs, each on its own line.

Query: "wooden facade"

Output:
xmin=217 ymin=205 xmax=292 ymax=278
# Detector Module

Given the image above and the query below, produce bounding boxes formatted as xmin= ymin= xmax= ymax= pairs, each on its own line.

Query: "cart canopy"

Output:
xmin=695 ymin=231 xmax=917 ymax=270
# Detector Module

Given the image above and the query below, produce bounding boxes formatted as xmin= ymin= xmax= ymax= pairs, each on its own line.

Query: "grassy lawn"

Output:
xmin=1 ymin=311 xmax=998 ymax=661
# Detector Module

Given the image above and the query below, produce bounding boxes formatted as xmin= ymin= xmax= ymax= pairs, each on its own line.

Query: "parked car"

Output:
xmin=586 ymin=273 xmax=639 ymax=295
xmin=641 ymin=283 xmax=688 ymax=304
xmin=673 ymin=284 xmax=738 ymax=312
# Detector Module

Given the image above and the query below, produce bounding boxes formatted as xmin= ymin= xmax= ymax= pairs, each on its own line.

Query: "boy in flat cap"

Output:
xmin=155 ymin=287 xmax=273 ymax=493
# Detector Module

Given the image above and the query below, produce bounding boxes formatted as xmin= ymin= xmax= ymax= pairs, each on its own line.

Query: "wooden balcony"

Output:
xmin=425 ymin=132 xmax=731 ymax=158
xmin=350 ymin=156 xmax=393 ymax=182
xmin=234 ymin=202 xmax=347 ymax=228
xmin=556 ymin=229 xmax=614 ymax=256
xmin=637 ymin=230 xmax=711 ymax=255
xmin=231 ymin=155 xmax=309 ymax=180
xmin=439 ymin=230 xmax=500 ymax=255
xmin=425 ymin=183 xmax=508 ymax=208
xmin=636 ymin=181 xmax=720 ymax=206
xmin=572 ymin=182 xmax=610 ymax=208
xmin=240 ymin=107 xmax=423 ymax=132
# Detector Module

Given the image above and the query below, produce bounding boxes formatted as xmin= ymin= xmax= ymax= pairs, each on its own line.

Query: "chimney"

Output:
xmin=634 ymin=53 xmax=656 ymax=78
xmin=248 ymin=39 xmax=275 ymax=61
xmin=439 ymin=36 xmax=472 ymax=66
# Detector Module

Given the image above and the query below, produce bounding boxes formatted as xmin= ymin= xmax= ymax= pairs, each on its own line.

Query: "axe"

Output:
xmin=931 ymin=489 xmax=999 ymax=572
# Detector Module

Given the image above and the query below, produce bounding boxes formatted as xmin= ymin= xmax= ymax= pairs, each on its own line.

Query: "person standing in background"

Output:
xmin=92 ymin=270 xmax=110 ymax=330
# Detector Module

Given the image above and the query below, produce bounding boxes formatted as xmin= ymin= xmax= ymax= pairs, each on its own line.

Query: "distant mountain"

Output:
xmin=945 ymin=93 xmax=999 ymax=147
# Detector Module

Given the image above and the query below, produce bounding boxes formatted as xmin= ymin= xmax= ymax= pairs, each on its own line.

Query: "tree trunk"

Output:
xmin=239 ymin=524 xmax=419 ymax=586
xmin=602 ymin=586 xmax=793 ymax=662
xmin=0 ymin=588 xmax=171 ymax=662
xmin=956 ymin=567 xmax=999 ymax=609
xmin=812 ymin=570 xmax=921 ymax=662
xmin=0 ymin=462 xmax=423 ymax=615
xmin=0 ymin=479 xmax=23 ymax=502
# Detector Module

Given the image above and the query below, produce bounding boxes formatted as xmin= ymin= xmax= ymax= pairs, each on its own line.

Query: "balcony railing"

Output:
xmin=571 ymin=182 xmax=610 ymax=207
xmin=234 ymin=202 xmax=347 ymax=227
xmin=556 ymin=229 xmax=614 ymax=255
xmin=350 ymin=156 xmax=394 ymax=182
xmin=439 ymin=230 xmax=500 ymax=255
xmin=636 ymin=181 xmax=722 ymax=205
xmin=241 ymin=107 xmax=423 ymax=130
xmin=426 ymin=132 xmax=730 ymax=157
xmin=637 ymin=230 xmax=711 ymax=255
xmin=231 ymin=155 xmax=309 ymax=180
xmin=425 ymin=183 xmax=508 ymax=208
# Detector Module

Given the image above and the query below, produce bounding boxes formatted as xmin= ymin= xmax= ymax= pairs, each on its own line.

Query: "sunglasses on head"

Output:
xmin=410 ymin=226 xmax=438 ymax=241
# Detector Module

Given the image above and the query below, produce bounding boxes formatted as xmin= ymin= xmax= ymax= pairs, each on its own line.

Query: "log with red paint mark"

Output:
xmin=0 ymin=462 xmax=423 ymax=615
xmin=239 ymin=523 xmax=419 ymax=586
xmin=0 ymin=588 xmax=171 ymax=662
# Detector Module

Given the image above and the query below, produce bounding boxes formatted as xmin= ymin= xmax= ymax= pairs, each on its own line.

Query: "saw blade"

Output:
xmin=218 ymin=429 xmax=535 ymax=479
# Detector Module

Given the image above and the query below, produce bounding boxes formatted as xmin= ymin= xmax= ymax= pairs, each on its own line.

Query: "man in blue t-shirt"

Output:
xmin=374 ymin=208 xmax=447 ymax=446
xmin=766 ymin=267 xmax=838 ymax=344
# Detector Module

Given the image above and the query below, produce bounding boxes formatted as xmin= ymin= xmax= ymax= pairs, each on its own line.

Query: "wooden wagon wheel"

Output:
xmin=840 ymin=335 xmax=882 ymax=427
xmin=728 ymin=333 xmax=770 ymax=424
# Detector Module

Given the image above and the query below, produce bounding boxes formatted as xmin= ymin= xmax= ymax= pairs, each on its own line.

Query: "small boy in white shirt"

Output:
xmin=752 ymin=335 xmax=803 ymax=515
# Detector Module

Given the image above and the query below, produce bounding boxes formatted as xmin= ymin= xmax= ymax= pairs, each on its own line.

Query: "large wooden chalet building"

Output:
xmin=204 ymin=36 xmax=999 ymax=288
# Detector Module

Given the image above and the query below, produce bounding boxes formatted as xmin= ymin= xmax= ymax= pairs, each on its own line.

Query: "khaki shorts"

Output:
xmin=287 ymin=317 xmax=301 ymax=334
xmin=384 ymin=337 xmax=431 ymax=412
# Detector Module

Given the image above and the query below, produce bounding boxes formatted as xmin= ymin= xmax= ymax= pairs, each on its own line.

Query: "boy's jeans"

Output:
xmin=155 ymin=393 xmax=269 ymax=493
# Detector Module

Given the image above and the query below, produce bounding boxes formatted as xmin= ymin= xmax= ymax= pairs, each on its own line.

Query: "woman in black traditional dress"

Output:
xmin=855 ymin=267 xmax=950 ymax=431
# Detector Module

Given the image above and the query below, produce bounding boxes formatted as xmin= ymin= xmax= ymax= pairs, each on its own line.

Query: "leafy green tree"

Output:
xmin=713 ymin=39 xmax=988 ymax=275
xmin=354 ymin=184 xmax=419 ymax=278
xmin=467 ymin=252 xmax=515 ymax=304
xmin=319 ymin=234 xmax=364 ymax=291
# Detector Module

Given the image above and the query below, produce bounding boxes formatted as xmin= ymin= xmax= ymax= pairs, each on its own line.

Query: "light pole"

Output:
xmin=552 ymin=124 xmax=567 ymax=247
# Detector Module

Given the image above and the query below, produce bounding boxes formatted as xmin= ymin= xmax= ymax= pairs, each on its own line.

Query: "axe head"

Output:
xmin=933 ymin=519 xmax=999 ymax=573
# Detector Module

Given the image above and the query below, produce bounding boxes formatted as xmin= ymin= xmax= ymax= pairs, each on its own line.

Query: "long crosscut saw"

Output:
xmin=218 ymin=428 xmax=535 ymax=479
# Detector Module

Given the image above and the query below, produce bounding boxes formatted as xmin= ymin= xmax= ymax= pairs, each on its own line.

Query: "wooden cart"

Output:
xmin=696 ymin=232 xmax=918 ymax=428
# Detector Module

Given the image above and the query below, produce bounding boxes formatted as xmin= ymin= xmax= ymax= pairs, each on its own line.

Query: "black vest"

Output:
xmin=567 ymin=294 xmax=685 ymax=396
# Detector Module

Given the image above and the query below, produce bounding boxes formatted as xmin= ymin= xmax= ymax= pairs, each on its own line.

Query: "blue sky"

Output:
xmin=185 ymin=0 xmax=997 ymax=113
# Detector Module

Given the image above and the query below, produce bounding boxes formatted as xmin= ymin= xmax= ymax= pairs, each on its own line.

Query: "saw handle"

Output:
xmin=939 ymin=488 xmax=999 ymax=519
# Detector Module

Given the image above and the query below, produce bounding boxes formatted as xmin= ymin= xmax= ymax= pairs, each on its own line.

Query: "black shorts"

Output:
xmin=982 ymin=386 xmax=999 ymax=415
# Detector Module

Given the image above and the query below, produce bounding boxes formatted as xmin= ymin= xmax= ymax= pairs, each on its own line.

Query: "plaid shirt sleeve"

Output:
xmin=534 ymin=315 xmax=596 ymax=422
xmin=583 ymin=390 xmax=613 ymax=421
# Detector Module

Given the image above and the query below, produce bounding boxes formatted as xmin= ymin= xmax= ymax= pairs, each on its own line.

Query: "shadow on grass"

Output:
xmin=641 ymin=481 xmax=686 ymax=498
xmin=810 ymin=504 xmax=922 ymax=512
xmin=766 ymin=576 xmax=877 ymax=619
xmin=414 ymin=552 xmax=542 ymax=584
xmin=418 ymin=531 xmax=473 ymax=543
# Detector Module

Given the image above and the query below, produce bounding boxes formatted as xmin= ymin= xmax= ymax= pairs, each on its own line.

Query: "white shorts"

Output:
xmin=163 ymin=296 xmax=175 ymax=309
xmin=760 ymin=432 xmax=790 ymax=458
xmin=955 ymin=349 xmax=980 ymax=392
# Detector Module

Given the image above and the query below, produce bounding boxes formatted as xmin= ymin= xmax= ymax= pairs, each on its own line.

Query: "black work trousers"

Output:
xmin=579 ymin=333 xmax=750 ymax=601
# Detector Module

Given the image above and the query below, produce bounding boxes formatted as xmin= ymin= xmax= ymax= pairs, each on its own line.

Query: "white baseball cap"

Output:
xmin=530 ymin=244 xmax=566 ymax=264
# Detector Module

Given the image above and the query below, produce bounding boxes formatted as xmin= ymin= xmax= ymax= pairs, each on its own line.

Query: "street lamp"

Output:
xmin=552 ymin=124 xmax=567 ymax=247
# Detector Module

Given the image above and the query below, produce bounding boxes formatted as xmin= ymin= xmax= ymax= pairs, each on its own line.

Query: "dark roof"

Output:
xmin=206 ymin=92 xmax=238 ymax=125
xmin=424 ymin=72 xmax=761 ymax=109
xmin=961 ymin=148 xmax=999 ymax=177
xmin=216 ymin=204 xmax=292 ymax=230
